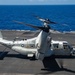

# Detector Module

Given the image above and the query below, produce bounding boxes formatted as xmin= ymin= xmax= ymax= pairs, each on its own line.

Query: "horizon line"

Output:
xmin=0 ymin=4 xmax=75 ymax=5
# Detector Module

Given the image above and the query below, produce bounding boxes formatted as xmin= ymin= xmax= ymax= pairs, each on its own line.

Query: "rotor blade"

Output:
xmin=33 ymin=14 xmax=46 ymax=22
xmin=32 ymin=14 xmax=42 ymax=19
xmin=33 ymin=14 xmax=57 ymax=24
xmin=50 ymin=21 xmax=57 ymax=24
xmin=33 ymin=14 xmax=67 ymax=26
xmin=13 ymin=20 xmax=44 ymax=30
xmin=61 ymin=24 xmax=69 ymax=27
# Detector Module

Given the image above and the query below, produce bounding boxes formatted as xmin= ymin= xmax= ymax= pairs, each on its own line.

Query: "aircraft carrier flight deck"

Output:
xmin=0 ymin=30 xmax=75 ymax=75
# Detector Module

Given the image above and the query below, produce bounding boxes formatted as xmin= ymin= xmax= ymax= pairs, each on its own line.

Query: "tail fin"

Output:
xmin=0 ymin=31 xmax=3 ymax=39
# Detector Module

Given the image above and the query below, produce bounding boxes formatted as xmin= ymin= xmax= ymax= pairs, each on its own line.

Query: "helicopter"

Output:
xmin=0 ymin=15 xmax=74 ymax=61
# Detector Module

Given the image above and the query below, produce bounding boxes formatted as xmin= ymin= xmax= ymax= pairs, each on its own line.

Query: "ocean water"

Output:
xmin=0 ymin=5 xmax=75 ymax=32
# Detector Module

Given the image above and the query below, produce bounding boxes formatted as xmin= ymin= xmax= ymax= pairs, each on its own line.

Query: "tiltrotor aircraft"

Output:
xmin=0 ymin=16 xmax=74 ymax=60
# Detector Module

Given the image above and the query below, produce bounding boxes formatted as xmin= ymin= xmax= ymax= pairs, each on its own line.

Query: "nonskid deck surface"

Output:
xmin=0 ymin=30 xmax=75 ymax=75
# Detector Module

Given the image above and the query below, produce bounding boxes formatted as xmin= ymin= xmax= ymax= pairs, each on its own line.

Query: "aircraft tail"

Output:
xmin=0 ymin=31 xmax=3 ymax=39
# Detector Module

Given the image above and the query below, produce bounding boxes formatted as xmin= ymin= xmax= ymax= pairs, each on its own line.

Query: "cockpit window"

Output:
xmin=53 ymin=44 xmax=59 ymax=49
xmin=63 ymin=44 xmax=69 ymax=49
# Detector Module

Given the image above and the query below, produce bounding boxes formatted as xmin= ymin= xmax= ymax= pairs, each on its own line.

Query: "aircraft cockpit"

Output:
xmin=51 ymin=40 xmax=73 ymax=55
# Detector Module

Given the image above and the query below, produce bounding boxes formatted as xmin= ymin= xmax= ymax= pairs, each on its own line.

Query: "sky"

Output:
xmin=0 ymin=0 xmax=75 ymax=5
